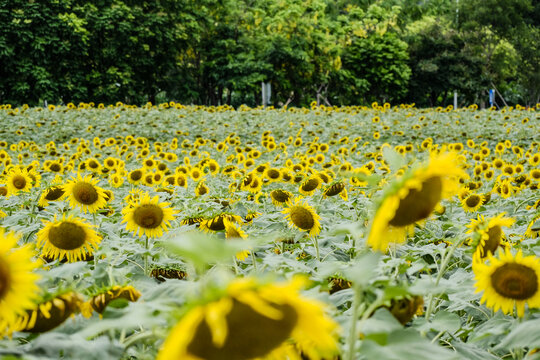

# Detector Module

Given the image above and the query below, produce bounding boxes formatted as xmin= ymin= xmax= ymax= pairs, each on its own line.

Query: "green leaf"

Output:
xmin=417 ymin=310 xmax=461 ymax=334
xmin=495 ymin=318 xmax=540 ymax=350
xmin=343 ymin=252 xmax=381 ymax=288
xmin=360 ymin=308 xmax=403 ymax=337
xmin=359 ymin=329 xmax=459 ymax=360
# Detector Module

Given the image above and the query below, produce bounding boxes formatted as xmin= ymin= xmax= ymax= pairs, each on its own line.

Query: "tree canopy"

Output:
xmin=0 ymin=0 xmax=537 ymax=107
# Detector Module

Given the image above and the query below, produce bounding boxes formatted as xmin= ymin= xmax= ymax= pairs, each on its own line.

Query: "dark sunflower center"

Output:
xmin=0 ymin=256 xmax=11 ymax=300
xmin=465 ymin=195 xmax=482 ymax=208
xmin=187 ymin=299 xmax=298 ymax=360
xmin=389 ymin=176 xmax=442 ymax=227
xmin=197 ymin=185 xmax=208 ymax=195
xmin=72 ymin=182 xmax=99 ymax=205
xmin=302 ymin=178 xmax=319 ymax=192
xmin=45 ymin=187 xmax=65 ymax=201
xmin=133 ymin=204 xmax=164 ymax=229
xmin=325 ymin=183 xmax=345 ymax=197
xmin=271 ymin=190 xmax=290 ymax=203
xmin=481 ymin=225 xmax=502 ymax=256
xmin=208 ymin=216 xmax=226 ymax=231
xmin=88 ymin=161 xmax=99 ymax=169
xmin=130 ymin=170 xmax=143 ymax=181
xmin=0 ymin=187 xmax=7 ymax=196
xmin=267 ymin=169 xmax=280 ymax=179
xmin=290 ymin=206 xmax=315 ymax=230
xmin=491 ymin=263 xmax=538 ymax=300
xmin=48 ymin=222 xmax=87 ymax=250
xmin=12 ymin=175 xmax=27 ymax=189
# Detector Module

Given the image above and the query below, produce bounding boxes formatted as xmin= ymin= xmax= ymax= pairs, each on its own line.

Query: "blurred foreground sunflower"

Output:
xmin=367 ymin=153 xmax=466 ymax=251
xmin=157 ymin=277 xmax=339 ymax=360
xmin=474 ymin=248 xmax=540 ymax=317
xmin=0 ymin=230 xmax=41 ymax=335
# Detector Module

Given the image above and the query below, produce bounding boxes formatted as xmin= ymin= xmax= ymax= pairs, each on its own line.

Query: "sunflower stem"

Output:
xmin=312 ymin=236 xmax=320 ymax=262
xmin=250 ymin=251 xmax=257 ymax=271
xmin=346 ymin=289 xmax=363 ymax=360
xmin=232 ymin=256 xmax=239 ymax=275
xmin=425 ymin=236 xmax=464 ymax=321
xmin=144 ymin=235 xmax=149 ymax=276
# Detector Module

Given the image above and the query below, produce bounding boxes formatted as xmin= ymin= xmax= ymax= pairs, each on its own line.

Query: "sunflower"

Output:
xmin=264 ymin=168 xmax=282 ymax=183
xmin=5 ymin=167 xmax=33 ymax=195
xmin=195 ymin=180 xmax=210 ymax=196
xmin=122 ymin=193 xmax=177 ymax=238
xmin=81 ymin=285 xmax=141 ymax=318
xmin=128 ymin=168 xmax=145 ymax=185
xmin=367 ymin=153 xmax=466 ymax=252
xmin=0 ymin=230 xmax=41 ymax=334
xmin=200 ymin=214 xmax=243 ymax=233
xmin=270 ymin=189 xmax=293 ymax=207
xmin=298 ymin=175 xmax=321 ymax=196
xmin=156 ymin=277 xmax=339 ymax=360
xmin=474 ymin=248 xmax=540 ymax=317
xmin=38 ymin=186 xmax=65 ymax=207
xmin=37 ymin=214 xmax=102 ymax=262
xmin=62 ymin=173 xmax=107 ymax=213
xmin=467 ymin=213 xmax=515 ymax=260
xmin=224 ymin=219 xmax=250 ymax=261
xmin=525 ymin=213 xmax=540 ymax=239
xmin=282 ymin=198 xmax=321 ymax=237
xmin=461 ymin=193 xmax=484 ymax=213
xmin=9 ymin=292 xmax=83 ymax=333
xmin=323 ymin=181 xmax=348 ymax=201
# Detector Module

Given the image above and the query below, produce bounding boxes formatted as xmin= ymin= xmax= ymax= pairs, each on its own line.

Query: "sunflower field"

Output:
xmin=0 ymin=102 xmax=539 ymax=360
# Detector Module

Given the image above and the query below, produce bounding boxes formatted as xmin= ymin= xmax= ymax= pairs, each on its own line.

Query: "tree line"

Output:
xmin=0 ymin=0 xmax=538 ymax=107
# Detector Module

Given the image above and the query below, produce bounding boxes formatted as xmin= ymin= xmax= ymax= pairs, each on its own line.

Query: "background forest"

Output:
xmin=0 ymin=0 xmax=538 ymax=107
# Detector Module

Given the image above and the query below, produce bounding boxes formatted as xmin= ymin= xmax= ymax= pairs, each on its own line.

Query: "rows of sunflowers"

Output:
xmin=0 ymin=102 xmax=538 ymax=360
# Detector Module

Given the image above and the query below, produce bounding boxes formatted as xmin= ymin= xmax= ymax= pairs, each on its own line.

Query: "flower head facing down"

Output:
xmin=368 ymin=153 xmax=466 ymax=252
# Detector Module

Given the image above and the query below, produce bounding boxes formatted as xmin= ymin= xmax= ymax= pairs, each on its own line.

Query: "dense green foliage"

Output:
xmin=0 ymin=0 xmax=538 ymax=106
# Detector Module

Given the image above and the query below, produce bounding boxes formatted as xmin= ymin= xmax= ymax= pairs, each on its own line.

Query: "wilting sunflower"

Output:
xmin=38 ymin=186 xmax=65 ymax=207
xmin=37 ymin=214 xmax=102 ymax=262
xmin=0 ymin=230 xmax=41 ymax=334
xmin=461 ymin=193 xmax=484 ymax=213
xmin=9 ymin=292 xmax=83 ymax=333
xmin=5 ymin=167 xmax=33 ymax=195
xmin=224 ymin=219 xmax=250 ymax=261
xmin=122 ymin=193 xmax=177 ymax=238
xmin=367 ymin=153 xmax=466 ymax=252
xmin=156 ymin=277 xmax=339 ymax=360
xmin=200 ymin=214 xmax=243 ymax=233
xmin=467 ymin=213 xmax=515 ymax=261
xmin=195 ymin=180 xmax=210 ymax=196
xmin=282 ymin=198 xmax=321 ymax=237
xmin=323 ymin=181 xmax=348 ymax=201
xmin=62 ymin=173 xmax=107 ymax=213
xmin=81 ymin=285 xmax=141 ymax=318
xmin=474 ymin=248 xmax=540 ymax=317
xmin=525 ymin=213 xmax=540 ymax=239
xmin=270 ymin=189 xmax=293 ymax=207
